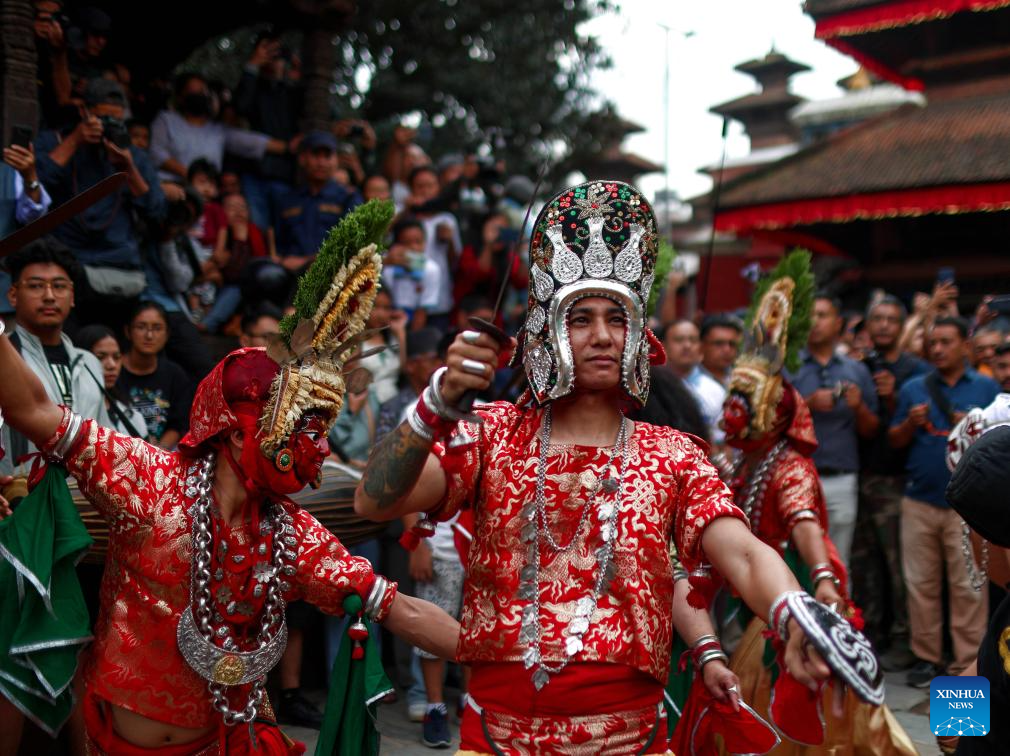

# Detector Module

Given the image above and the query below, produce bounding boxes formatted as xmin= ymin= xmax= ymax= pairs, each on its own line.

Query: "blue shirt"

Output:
xmin=275 ymin=181 xmax=362 ymax=259
xmin=891 ymin=368 xmax=1000 ymax=507
xmin=786 ymin=349 xmax=879 ymax=473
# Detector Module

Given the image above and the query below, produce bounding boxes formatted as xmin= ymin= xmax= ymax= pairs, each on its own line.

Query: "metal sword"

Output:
xmin=455 ymin=161 xmax=551 ymax=418
xmin=0 ymin=172 xmax=128 ymax=258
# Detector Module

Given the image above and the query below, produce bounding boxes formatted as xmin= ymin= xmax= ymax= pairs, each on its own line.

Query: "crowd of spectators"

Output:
xmin=4 ymin=1 xmax=1010 ymax=750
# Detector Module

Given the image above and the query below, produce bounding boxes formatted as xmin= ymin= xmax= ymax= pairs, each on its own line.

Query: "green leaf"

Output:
xmin=279 ymin=200 xmax=395 ymax=342
xmin=648 ymin=239 xmax=676 ymax=318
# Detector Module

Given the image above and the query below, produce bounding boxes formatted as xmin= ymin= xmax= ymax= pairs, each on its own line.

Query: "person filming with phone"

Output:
xmin=35 ymin=77 xmax=165 ymax=325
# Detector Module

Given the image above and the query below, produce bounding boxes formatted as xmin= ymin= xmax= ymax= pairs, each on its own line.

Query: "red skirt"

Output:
xmin=459 ymin=662 xmax=670 ymax=754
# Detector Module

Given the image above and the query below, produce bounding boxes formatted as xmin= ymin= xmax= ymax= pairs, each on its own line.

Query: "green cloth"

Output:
xmin=0 ymin=466 xmax=92 ymax=735
xmin=314 ymin=594 xmax=393 ymax=756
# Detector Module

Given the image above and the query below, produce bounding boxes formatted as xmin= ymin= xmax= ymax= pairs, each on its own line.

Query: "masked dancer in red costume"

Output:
xmin=355 ymin=182 xmax=885 ymax=754
xmin=714 ymin=251 xmax=916 ymax=754
xmin=0 ymin=202 xmax=458 ymax=755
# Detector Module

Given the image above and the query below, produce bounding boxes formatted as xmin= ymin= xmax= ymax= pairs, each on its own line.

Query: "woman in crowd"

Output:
xmin=118 ymin=301 xmax=193 ymax=448
xmin=74 ymin=324 xmax=148 ymax=439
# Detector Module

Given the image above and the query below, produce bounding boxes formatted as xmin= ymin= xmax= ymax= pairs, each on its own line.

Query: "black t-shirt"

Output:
xmin=956 ymin=593 xmax=1010 ymax=754
xmin=859 ymin=351 xmax=928 ymax=475
xmin=42 ymin=342 xmax=74 ymax=406
xmin=116 ymin=357 xmax=192 ymax=444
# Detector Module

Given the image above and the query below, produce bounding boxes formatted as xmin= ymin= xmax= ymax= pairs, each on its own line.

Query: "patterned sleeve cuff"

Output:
xmin=39 ymin=406 xmax=85 ymax=462
xmin=364 ymin=575 xmax=398 ymax=623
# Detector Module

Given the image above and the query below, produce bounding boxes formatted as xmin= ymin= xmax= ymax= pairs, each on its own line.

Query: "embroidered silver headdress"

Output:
xmin=520 ymin=180 xmax=659 ymax=406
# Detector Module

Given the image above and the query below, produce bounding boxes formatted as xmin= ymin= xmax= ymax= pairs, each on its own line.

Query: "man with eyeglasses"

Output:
xmin=0 ymin=237 xmax=111 ymax=494
xmin=850 ymin=295 xmax=927 ymax=671
xmin=785 ymin=294 xmax=879 ymax=570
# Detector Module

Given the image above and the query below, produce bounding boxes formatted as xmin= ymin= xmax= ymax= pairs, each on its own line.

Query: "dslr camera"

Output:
xmin=99 ymin=115 xmax=131 ymax=149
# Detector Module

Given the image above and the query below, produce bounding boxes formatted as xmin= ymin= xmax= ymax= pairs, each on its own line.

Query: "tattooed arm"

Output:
xmin=354 ymin=328 xmax=507 ymax=520
xmin=353 ymin=422 xmax=447 ymax=519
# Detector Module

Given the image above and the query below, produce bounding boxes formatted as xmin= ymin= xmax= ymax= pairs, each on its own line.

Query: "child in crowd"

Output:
xmin=200 ymin=193 xmax=268 ymax=334
xmin=384 ymin=218 xmax=440 ymax=331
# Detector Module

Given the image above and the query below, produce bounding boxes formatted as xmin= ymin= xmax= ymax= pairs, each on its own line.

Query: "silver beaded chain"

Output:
xmin=187 ymin=453 xmax=296 ymax=724
xmin=517 ymin=406 xmax=631 ymax=690
xmin=739 ymin=440 xmax=789 ymax=534
xmin=961 ymin=520 xmax=990 ymax=592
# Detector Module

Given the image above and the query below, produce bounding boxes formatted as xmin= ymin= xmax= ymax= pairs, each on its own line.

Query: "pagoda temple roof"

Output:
xmin=735 ymin=52 xmax=812 ymax=78
xmin=805 ymin=0 xmax=1010 ymax=90
xmin=804 ymin=0 xmax=890 ymax=16
xmin=714 ymin=76 xmax=1010 ymax=232
xmin=711 ymin=90 xmax=805 ymax=117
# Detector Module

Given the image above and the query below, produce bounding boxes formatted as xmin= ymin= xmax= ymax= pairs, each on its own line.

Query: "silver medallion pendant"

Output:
xmin=177 ymin=606 xmax=288 ymax=686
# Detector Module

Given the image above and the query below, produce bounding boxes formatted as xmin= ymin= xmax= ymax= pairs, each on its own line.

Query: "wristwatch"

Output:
xmin=26 ymin=179 xmax=40 ymax=192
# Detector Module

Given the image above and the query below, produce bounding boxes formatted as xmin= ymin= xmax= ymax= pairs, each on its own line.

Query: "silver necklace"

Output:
xmin=739 ymin=440 xmax=788 ymax=534
xmin=961 ymin=520 xmax=990 ymax=592
xmin=517 ymin=406 xmax=631 ymax=690
xmin=176 ymin=453 xmax=296 ymax=725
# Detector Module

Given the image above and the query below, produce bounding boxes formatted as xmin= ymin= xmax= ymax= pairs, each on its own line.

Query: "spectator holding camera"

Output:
xmin=36 ymin=78 xmax=165 ymax=324
xmin=786 ymin=293 xmax=879 ymax=568
xmin=274 ymin=130 xmax=362 ymax=272
xmin=888 ymin=316 xmax=1000 ymax=687
xmin=32 ymin=0 xmax=74 ymax=129
xmin=234 ymin=30 xmax=303 ymax=229
xmin=850 ymin=295 xmax=927 ymax=669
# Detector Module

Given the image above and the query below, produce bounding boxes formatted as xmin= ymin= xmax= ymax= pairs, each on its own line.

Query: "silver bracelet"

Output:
xmin=364 ymin=575 xmax=389 ymax=621
xmin=51 ymin=411 xmax=84 ymax=461
xmin=696 ymin=648 xmax=729 ymax=669
xmin=691 ymin=634 xmax=719 ymax=649
xmin=770 ymin=590 xmax=805 ymax=641
xmin=406 ymin=405 xmax=436 ymax=443
xmin=426 ymin=368 xmax=468 ymax=422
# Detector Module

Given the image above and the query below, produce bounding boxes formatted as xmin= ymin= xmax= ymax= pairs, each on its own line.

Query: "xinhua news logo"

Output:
xmin=930 ymin=676 xmax=990 ymax=738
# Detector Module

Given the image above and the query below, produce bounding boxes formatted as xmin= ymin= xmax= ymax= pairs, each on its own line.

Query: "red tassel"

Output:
xmin=687 ymin=571 xmax=718 ymax=610
xmin=399 ymin=530 xmax=421 ymax=551
xmin=352 ymin=643 xmax=364 ymax=660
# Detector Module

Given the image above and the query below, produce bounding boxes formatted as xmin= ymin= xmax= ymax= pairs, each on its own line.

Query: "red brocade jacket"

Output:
xmin=41 ymin=411 xmax=395 ymax=730
xmin=735 ymin=447 xmax=827 ymax=553
xmin=433 ymin=402 xmax=745 ymax=685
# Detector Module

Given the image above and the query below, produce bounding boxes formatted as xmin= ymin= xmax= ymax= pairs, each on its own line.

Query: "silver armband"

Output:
xmin=50 ymin=411 xmax=84 ymax=462
xmin=364 ymin=575 xmax=390 ymax=621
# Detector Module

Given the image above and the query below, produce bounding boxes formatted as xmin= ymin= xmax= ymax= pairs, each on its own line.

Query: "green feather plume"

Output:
xmin=648 ymin=239 xmax=676 ymax=318
xmin=745 ymin=249 xmax=815 ymax=373
xmin=279 ymin=199 xmax=395 ymax=341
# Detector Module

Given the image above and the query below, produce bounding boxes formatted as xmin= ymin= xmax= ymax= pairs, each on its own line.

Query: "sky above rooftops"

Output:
xmin=583 ymin=0 xmax=858 ymax=201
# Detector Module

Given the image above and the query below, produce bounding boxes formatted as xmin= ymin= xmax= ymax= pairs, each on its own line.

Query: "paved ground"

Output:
xmin=287 ymin=671 xmax=935 ymax=754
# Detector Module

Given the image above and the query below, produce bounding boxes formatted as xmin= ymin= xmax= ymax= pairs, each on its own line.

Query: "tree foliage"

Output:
xmin=181 ymin=0 xmax=617 ymax=177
